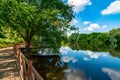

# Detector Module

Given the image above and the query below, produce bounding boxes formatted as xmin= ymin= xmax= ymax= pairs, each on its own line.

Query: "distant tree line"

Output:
xmin=68 ymin=28 xmax=120 ymax=51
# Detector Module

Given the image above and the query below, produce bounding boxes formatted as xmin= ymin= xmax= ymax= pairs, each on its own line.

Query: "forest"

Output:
xmin=68 ymin=28 xmax=120 ymax=57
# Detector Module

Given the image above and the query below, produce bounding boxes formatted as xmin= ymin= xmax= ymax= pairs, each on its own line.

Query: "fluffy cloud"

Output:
xmin=68 ymin=0 xmax=92 ymax=12
xmin=102 ymin=68 xmax=120 ymax=80
xmin=85 ymin=23 xmax=100 ymax=31
xmin=83 ymin=21 xmax=91 ymax=25
xmin=101 ymin=0 xmax=120 ymax=15
xmin=83 ymin=21 xmax=107 ymax=31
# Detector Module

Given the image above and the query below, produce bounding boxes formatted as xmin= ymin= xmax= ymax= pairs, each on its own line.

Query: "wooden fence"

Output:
xmin=13 ymin=44 xmax=44 ymax=80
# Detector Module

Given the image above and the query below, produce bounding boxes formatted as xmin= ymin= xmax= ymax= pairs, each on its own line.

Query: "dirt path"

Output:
xmin=0 ymin=47 xmax=20 ymax=80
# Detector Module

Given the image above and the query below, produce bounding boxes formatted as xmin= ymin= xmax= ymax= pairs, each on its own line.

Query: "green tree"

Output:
xmin=109 ymin=28 xmax=120 ymax=48
xmin=0 ymin=0 xmax=74 ymax=55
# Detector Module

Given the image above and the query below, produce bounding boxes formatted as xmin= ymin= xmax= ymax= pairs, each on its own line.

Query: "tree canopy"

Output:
xmin=0 ymin=0 xmax=74 ymax=55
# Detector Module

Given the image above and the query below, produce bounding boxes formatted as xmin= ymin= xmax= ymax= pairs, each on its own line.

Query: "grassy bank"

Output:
xmin=0 ymin=38 xmax=23 ymax=48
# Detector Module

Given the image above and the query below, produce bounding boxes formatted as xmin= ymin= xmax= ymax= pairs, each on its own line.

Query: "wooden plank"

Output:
xmin=14 ymin=44 xmax=44 ymax=80
xmin=0 ymin=47 xmax=20 ymax=80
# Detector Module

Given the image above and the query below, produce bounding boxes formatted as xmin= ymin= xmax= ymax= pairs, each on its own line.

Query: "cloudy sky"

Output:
xmin=66 ymin=0 xmax=120 ymax=33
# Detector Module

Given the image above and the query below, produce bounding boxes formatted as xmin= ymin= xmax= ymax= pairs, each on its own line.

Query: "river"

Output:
xmin=31 ymin=46 xmax=120 ymax=80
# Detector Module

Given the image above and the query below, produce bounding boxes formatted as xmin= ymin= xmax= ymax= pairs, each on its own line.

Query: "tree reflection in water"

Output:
xmin=30 ymin=55 xmax=68 ymax=80
xmin=68 ymin=42 xmax=120 ymax=58
xmin=28 ymin=43 xmax=120 ymax=80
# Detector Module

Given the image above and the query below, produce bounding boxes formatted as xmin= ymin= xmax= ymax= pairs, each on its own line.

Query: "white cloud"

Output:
xmin=85 ymin=23 xmax=100 ymax=31
xmin=83 ymin=21 xmax=91 ymax=25
xmin=84 ymin=22 xmax=107 ymax=31
xmin=68 ymin=0 xmax=92 ymax=12
xmin=69 ymin=19 xmax=78 ymax=25
xmin=101 ymin=0 xmax=120 ymax=15
xmin=102 ymin=68 xmax=120 ymax=80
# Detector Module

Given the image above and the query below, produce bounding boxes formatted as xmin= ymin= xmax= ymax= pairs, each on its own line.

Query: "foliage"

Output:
xmin=68 ymin=28 xmax=120 ymax=58
xmin=109 ymin=28 xmax=120 ymax=48
xmin=0 ymin=0 xmax=74 ymax=55
xmin=0 ymin=38 xmax=23 ymax=48
xmin=0 ymin=26 xmax=23 ymax=48
xmin=68 ymin=28 xmax=120 ymax=50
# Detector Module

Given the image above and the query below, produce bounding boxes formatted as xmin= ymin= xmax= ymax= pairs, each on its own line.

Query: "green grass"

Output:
xmin=0 ymin=43 xmax=13 ymax=48
xmin=0 ymin=38 xmax=23 ymax=48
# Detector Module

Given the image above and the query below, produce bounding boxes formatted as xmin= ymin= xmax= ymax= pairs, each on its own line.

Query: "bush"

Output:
xmin=0 ymin=38 xmax=23 ymax=48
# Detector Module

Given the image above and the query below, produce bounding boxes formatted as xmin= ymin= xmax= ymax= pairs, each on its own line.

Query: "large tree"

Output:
xmin=0 ymin=0 xmax=74 ymax=55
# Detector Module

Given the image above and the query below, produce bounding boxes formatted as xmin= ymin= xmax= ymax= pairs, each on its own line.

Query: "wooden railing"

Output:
xmin=13 ymin=44 xmax=44 ymax=80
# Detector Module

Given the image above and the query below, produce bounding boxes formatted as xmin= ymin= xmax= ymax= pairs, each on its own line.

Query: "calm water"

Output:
xmin=31 ymin=46 xmax=120 ymax=80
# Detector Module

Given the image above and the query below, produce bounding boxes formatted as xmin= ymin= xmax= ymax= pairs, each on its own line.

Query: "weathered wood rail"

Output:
xmin=13 ymin=44 xmax=44 ymax=80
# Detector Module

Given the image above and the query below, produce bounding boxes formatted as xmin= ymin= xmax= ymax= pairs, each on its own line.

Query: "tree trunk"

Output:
xmin=24 ymin=31 xmax=33 ymax=57
xmin=25 ymin=40 xmax=30 ymax=57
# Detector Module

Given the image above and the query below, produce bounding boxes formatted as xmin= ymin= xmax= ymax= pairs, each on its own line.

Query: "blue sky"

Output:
xmin=66 ymin=0 xmax=120 ymax=33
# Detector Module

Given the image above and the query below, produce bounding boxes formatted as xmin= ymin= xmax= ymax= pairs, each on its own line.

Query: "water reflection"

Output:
xmin=102 ymin=68 xmax=120 ymax=80
xmin=62 ymin=56 xmax=78 ymax=63
xmin=64 ymin=69 xmax=90 ymax=80
xmin=68 ymin=42 xmax=120 ymax=58
xmin=38 ymin=48 xmax=60 ymax=55
xmin=83 ymin=50 xmax=108 ymax=61
xmin=60 ymin=47 xmax=78 ymax=63
xmin=31 ymin=55 xmax=68 ymax=80
xmin=30 ymin=46 xmax=120 ymax=80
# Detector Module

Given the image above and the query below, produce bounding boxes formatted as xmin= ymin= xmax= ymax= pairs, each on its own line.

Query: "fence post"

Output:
xmin=27 ymin=61 xmax=33 ymax=80
xmin=14 ymin=44 xmax=44 ymax=80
